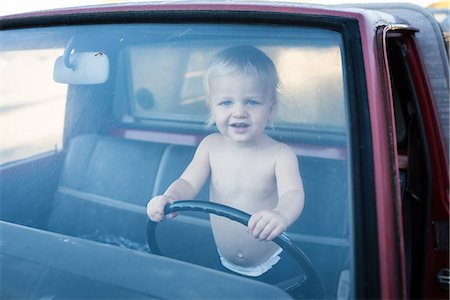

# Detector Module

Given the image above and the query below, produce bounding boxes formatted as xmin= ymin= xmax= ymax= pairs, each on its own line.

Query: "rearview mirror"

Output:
xmin=53 ymin=51 xmax=109 ymax=85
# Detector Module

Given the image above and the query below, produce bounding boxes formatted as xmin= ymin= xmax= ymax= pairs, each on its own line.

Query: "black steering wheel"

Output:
xmin=146 ymin=200 xmax=325 ymax=299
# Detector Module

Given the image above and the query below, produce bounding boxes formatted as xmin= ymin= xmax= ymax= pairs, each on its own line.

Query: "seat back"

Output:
xmin=47 ymin=134 xmax=166 ymax=249
xmin=151 ymin=144 xmax=209 ymax=200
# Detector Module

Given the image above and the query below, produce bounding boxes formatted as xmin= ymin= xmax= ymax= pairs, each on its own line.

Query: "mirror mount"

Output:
xmin=63 ymin=37 xmax=77 ymax=71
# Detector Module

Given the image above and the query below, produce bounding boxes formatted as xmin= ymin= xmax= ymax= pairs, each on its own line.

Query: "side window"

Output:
xmin=1 ymin=49 xmax=67 ymax=164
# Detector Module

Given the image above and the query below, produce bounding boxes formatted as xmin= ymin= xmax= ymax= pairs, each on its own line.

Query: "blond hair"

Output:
xmin=204 ymin=45 xmax=280 ymax=126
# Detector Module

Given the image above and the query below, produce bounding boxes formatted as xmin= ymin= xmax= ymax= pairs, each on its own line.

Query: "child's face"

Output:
xmin=209 ymin=73 xmax=274 ymax=145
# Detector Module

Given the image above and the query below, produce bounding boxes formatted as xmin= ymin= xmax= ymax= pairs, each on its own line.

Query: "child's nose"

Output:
xmin=233 ymin=104 xmax=248 ymax=117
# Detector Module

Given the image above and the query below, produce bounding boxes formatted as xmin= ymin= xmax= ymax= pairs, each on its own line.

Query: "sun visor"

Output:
xmin=53 ymin=52 xmax=109 ymax=85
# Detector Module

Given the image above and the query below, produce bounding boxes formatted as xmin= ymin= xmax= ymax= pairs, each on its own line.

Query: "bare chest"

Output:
xmin=209 ymin=153 xmax=277 ymax=197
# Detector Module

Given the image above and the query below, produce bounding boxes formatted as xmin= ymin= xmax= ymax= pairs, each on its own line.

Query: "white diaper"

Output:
xmin=218 ymin=247 xmax=282 ymax=277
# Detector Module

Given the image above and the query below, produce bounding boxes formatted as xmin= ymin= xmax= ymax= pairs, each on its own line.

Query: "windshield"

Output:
xmin=1 ymin=22 xmax=353 ymax=299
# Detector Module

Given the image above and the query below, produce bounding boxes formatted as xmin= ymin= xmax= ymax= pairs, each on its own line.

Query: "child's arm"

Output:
xmin=248 ymin=144 xmax=304 ymax=241
xmin=147 ymin=137 xmax=212 ymax=222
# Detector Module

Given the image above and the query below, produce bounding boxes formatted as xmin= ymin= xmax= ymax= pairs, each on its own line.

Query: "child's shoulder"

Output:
xmin=198 ymin=133 xmax=223 ymax=148
xmin=266 ymin=137 xmax=297 ymax=157
xmin=201 ymin=133 xmax=222 ymax=143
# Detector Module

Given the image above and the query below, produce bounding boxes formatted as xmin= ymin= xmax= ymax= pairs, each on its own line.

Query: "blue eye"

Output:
xmin=219 ymin=100 xmax=233 ymax=106
xmin=247 ymin=99 xmax=260 ymax=106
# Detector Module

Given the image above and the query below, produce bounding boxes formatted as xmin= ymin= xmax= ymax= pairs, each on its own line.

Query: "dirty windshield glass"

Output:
xmin=1 ymin=23 xmax=352 ymax=299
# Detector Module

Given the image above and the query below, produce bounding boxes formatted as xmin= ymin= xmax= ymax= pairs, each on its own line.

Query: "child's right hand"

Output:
xmin=146 ymin=195 xmax=174 ymax=222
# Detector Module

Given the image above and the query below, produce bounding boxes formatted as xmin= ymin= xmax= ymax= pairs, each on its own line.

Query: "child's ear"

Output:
xmin=270 ymin=97 xmax=276 ymax=111
xmin=268 ymin=96 xmax=276 ymax=119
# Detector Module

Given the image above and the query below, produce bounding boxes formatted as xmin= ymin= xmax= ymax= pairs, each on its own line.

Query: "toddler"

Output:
xmin=147 ymin=45 xmax=304 ymax=281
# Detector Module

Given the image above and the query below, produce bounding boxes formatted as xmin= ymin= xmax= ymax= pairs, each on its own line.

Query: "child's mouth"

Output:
xmin=230 ymin=122 xmax=249 ymax=128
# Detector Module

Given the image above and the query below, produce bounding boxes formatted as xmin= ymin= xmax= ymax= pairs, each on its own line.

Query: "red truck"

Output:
xmin=1 ymin=2 xmax=448 ymax=299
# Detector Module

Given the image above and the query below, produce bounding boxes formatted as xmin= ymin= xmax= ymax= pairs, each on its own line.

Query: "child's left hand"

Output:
xmin=248 ymin=210 xmax=288 ymax=241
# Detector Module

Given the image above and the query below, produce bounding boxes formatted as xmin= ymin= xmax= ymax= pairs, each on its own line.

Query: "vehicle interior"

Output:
xmin=1 ymin=23 xmax=352 ymax=299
